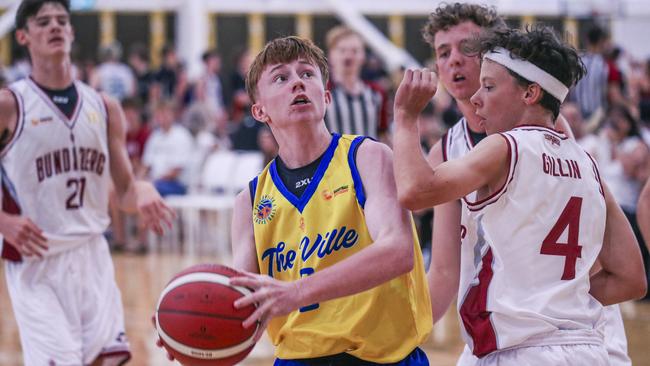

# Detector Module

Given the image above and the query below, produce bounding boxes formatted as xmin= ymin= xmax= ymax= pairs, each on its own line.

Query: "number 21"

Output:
xmin=66 ymin=177 xmax=86 ymax=210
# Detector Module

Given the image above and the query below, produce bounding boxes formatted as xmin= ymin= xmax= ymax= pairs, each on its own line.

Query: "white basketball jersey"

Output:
xmin=458 ymin=125 xmax=606 ymax=358
xmin=1 ymin=78 xmax=111 ymax=259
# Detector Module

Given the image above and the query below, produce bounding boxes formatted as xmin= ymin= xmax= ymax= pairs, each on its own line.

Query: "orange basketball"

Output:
xmin=155 ymin=264 xmax=258 ymax=366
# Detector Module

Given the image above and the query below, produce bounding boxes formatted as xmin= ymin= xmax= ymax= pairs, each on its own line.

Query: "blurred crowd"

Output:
xmin=2 ymin=22 xmax=649 ymax=288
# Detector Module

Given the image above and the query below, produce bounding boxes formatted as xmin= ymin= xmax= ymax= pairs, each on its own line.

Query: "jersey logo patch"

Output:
xmin=544 ymin=133 xmax=561 ymax=148
xmin=254 ymin=195 xmax=277 ymax=225
xmin=31 ymin=116 xmax=53 ymax=126
xmin=322 ymin=185 xmax=349 ymax=201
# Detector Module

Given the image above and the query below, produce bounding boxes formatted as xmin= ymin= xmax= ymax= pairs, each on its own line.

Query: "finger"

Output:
xmin=234 ymin=290 xmax=265 ymax=309
xmin=30 ymin=234 xmax=48 ymax=251
xmin=253 ymin=318 xmax=269 ymax=343
xmin=242 ymin=300 xmax=272 ymax=329
xmin=229 ymin=275 xmax=261 ymax=290
xmin=28 ymin=225 xmax=47 ymax=242
xmin=402 ymin=69 xmax=413 ymax=84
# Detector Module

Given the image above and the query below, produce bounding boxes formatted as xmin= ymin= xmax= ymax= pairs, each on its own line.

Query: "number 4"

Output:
xmin=540 ymin=196 xmax=583 ymax=280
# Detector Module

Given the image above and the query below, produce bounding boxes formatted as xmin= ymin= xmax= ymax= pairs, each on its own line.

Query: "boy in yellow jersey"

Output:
xmin=228 ymin=36 xmax=432 ymax=365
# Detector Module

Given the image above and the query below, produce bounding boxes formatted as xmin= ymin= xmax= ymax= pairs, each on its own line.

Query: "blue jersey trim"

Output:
xmin=270 ymin=134 xmax=341 ymax=213
xmin=248 ymin=176 xmax=258 ymax=207
xmin=348 ymin=136 xmax=367 ymax=208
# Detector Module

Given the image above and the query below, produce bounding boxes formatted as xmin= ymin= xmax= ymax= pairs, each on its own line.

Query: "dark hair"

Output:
xmin=246 ymin=36 xmax=329 ymax=103
xmin=422 ymin=2 xmax=506 ymax=57
xmin=609 ymin=105 xmax=641 ymax=138
xmin=586 ymin=25 xmax=608 ymax=47
xmin=470 ymin=26 xmax=586 ymax=120
xmin=121 ymin=97 xmax=142 ymax=111
xmin=201 ymin=49 xmax=219 ymax=63
xmin=16 ymin=0 xmax=70 ymax=30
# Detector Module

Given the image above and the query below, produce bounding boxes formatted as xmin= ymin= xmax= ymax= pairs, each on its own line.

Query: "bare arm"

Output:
xmin=231 ymin=187 xmax=259 ymax=273
xmin=392 ymin=69 xmax=509 ymax=210
xmin=395 ymin=131 xmax=509 ymax=211
xmin=231 ymin=141 xmax=419 ymax=334
xmin=425 ymin=141 xmax=461 ymax=323
xmin=104 ymin=94 xmax=174 ymax=234
xmin=589 ymin=183 xmax=647 ymax=304
xmin=638 ymin=179 xmax=650 ymax=255
xmin=0 ymin=90 xmax=48 ymax=257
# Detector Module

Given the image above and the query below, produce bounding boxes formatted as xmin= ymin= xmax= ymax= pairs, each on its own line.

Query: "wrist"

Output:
xmin=394 ymin=109 xmax=420 ymax=126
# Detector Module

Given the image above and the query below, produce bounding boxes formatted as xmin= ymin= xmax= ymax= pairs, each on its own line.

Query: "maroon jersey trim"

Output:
xmin=459 ymin=247 xmax=498 ymax=357
xmin=0 ymin=88 xmax=25 ymax=158
xmin=441 ymin=131 xmax=449 ymax=162
xmin=585 ymin=151 xmax=605 ymax=198
xmin=513 ymin=125 xmax=568 ymax=140
xmin=464 ymin=133 xmax=519 ymax=211
xmin=1 ymin=181 xmax=22 ymax=261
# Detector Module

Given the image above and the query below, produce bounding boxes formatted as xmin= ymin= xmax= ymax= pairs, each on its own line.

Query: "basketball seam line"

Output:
xmin=158 ymin=308 xmax=249 ymax=322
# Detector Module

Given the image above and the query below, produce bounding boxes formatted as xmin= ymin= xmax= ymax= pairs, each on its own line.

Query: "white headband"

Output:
xmin=483 ymin=47 xmax=569 ymax=102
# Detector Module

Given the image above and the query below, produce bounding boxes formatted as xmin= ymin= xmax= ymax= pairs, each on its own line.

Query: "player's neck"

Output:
xmin=274 ymin=123 xmax=332 ymax=169
xmin=30 ymin=57 xmax=73 ymax=90
xmin=516 ymin=107 xmax=554 ymax=129
xmin=456 ymin=98 xmax=484 ymax=133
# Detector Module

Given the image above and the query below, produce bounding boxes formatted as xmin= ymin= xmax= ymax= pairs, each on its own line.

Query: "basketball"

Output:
xmin=155 ymin=264 xmax=258 ymax=366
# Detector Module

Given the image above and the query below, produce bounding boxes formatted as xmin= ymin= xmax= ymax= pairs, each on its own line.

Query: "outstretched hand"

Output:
xmin=230 ymin=272 xmax=303 ymax=343
xmin=137 ymin=184 xmax=176 ymax=235
xmin=394 ymin=68 xmax=438 ymax=122
xmin=0 ymin=213 xmax=48 ymax=258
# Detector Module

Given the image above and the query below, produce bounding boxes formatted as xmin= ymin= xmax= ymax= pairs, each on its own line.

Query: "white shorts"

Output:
xmin=600 ymin=304 xmax=631 ymax=366
xmin=456 ymin=345 xmax=478 ymax=366
xmin=474 ymin=329 xmax=609 ymax=366
xmin=5 ymin=235 xmax=130 ymax=366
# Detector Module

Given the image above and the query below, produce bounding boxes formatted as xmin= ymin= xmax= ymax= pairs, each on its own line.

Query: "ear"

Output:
xmin=251 ymin=102 xmax=269 ymax=124
xmin=324 ymin=89 xmax=332 ymax=106
xmin=15 ymin=29 xmax=28 ymax=47
xmin=523 ymin=83 xmax=544 ymax=105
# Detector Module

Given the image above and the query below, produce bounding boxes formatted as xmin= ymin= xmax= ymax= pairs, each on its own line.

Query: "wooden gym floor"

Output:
xmin=0 ymin=252 xmax=648 ymax=365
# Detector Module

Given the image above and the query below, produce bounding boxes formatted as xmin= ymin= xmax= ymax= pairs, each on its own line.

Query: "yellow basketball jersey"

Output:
xmin=250 ymin=134 xmax=432 ymax=362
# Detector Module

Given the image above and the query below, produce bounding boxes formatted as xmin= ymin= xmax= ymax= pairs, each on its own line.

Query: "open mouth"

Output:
xmin=49 ymin=37 xmax=64 ymax=44
xmin=453 ymin=73 xmax=466 ymax=82
xmin=291 ymin=95 xmax=311 ymax=105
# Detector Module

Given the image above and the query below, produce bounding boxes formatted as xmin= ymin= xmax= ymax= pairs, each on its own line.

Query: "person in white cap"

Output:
xmin=392 ymin=26 xmax=647 ymax=365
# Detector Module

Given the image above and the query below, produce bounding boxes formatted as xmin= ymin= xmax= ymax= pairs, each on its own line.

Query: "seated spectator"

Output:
xmin=142 ymin=100 xmax=194 ymax=197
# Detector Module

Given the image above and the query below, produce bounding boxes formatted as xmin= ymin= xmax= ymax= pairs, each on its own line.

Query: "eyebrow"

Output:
xmin=269 ymin=64 xmax=286 ymax=74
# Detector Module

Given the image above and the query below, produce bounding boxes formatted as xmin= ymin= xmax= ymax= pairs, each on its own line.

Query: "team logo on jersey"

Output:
xmin=322 ymin=185 xmax=349 ymax=201
xmin=31 ymin=116 xmax=53 ymax=126
xmin=544 ymin=133 xmax=561 ymax=148
xmin=88 ymin=111 xmax=99 ymax=124
xmin=254 ymin=195 xmax=277 ymax=225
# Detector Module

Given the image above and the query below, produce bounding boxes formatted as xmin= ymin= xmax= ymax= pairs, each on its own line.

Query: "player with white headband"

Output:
xmin=393 ymin=26 xmax=646 ymax=365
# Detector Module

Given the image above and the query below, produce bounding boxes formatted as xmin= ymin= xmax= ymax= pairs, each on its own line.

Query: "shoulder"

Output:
xmin=0 ymin=88 xmax=18 ymax=111
xmin=356 ymin=138 xmax=392 ymax=167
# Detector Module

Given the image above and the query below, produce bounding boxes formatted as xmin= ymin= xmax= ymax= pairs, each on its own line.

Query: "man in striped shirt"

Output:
xmin=571 ymin=25 xmax=609 ymax=120
xmin=325 ymin=26 xmax=389 ymax=139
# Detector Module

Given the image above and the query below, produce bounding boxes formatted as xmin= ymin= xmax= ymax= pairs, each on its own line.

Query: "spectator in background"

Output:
xmin=325 ymin=26 xmax=389 ymax=139
xmin=128 ymin=43 xmax=154 ymax=104
xmin=109 ymin=98 xmax=151 ymax=253
xmin=195 ymin=49 xmax=226 ymax=123
xmin=229 ymin=48 xmax=253 ymax=122
xmin=142 ymin=100 xmax=194 ymax=197
xmin=571 ymin=25 xmax=609 ymax=120
xmin=257 ymin=126 xmax=278 ymax=166
xmin=155 ymin=44 xmax=189 ymax=104
xmin=91 ymin=41 xmax=136 ymax=101
xmin=585 ymin=106 xmax=650 ymax=294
